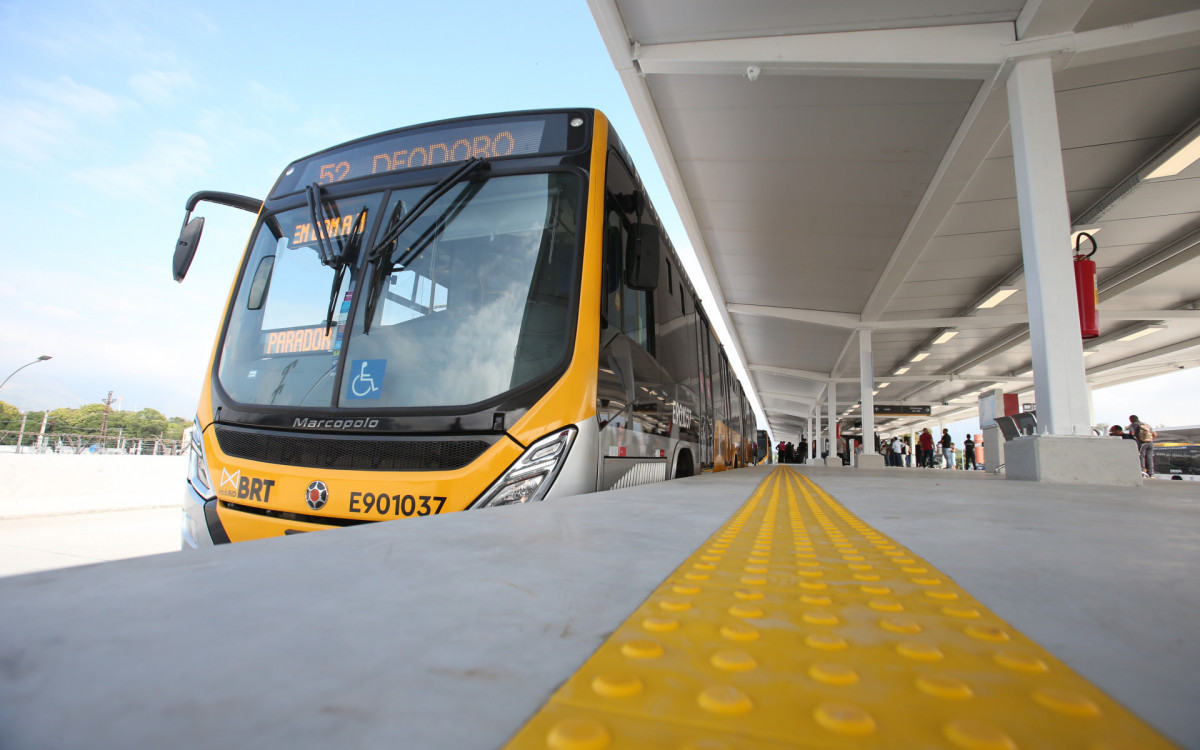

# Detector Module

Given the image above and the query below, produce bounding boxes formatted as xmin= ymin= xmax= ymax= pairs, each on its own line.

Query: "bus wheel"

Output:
xmin=674 ymin=451 xmax=694 ymax=479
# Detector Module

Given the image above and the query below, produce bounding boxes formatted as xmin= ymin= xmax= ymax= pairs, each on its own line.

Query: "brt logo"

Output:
xmin=218 ymin=467 xmax=275 ymax=504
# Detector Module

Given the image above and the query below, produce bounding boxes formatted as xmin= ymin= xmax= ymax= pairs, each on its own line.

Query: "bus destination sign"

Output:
xmin=271 ymin=114 xmax=568 ymax=197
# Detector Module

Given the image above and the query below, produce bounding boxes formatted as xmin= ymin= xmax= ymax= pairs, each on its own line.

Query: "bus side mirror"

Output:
xmin=173 ymin=216 xmax=205 ymax=282
xmin=172 ymin=190 xmax=262 ymax=282
xmin=626 ymin=222 xmax=660 ymax=291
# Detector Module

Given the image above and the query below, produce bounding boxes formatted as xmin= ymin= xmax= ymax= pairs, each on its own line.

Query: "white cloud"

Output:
xmin=0 ymin=99 xmax=74 ymax=161
xmin=72 ymin=130 xmax=211 ymax=200
xmin=32 ymin=75 xmax=122 ymax=118
xmin=0 ymin=77 xmax=123 ymax=161
xmin=245 ymin=80 xmax=297 ymax=113
xmin=30 ymin=305 xmax=83 ymax=322
xmin=129 ymin=69 xmax=195 ymax=105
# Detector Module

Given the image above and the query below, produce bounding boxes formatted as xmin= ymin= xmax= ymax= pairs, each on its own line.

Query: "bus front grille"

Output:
xmin=214 ymin=425 xmax=495 ymax=471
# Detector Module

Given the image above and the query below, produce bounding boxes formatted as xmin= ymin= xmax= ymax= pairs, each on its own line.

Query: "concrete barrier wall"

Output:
xmin=0 ymin=454 xmax=186 ymax=518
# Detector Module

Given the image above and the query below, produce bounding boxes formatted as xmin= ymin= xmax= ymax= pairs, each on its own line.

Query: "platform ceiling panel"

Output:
xmin=591 ymin=0 xmax=1200 ymax=438
xmin=736 ymin=317 xmax=850 ymax=375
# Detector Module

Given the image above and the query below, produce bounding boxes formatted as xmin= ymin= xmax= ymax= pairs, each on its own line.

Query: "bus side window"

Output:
xmin=602 ymin=209 xmax=624 ymax=334
xmin=605 ymin=149 xmax=654 ymax=355
xmin=624 ymin=270 xmax=650 ymax=352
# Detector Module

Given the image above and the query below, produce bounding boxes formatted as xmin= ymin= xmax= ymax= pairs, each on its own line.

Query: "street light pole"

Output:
xmin=0 ymin=355 xmax=52 ymax=392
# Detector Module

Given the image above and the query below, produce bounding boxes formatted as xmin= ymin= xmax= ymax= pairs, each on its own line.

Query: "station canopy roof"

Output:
xmin=588 ymin=0 xmax=1200 ymax=438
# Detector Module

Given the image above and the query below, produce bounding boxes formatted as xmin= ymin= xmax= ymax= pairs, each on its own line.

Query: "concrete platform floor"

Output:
xmin=0 ymin=507 xmax=179 ymax=577
xmin=0 ymin=466 xmax=1196 ymax=749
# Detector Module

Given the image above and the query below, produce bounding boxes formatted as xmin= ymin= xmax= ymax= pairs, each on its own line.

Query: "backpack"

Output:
xmin=1137 ymin=422 xmax=1156 ymax=442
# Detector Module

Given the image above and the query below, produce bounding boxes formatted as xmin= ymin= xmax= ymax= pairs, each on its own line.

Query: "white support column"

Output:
xmin=807 ymin=414 xmax=815 ymax=460
xmin=827 ymin=383 xmax=837 ymax=465
xmin=859 ymin=330 xmax=876 ymax=454
xmin=1006 ymin=56 xmax=1092 ymax=436
xmin=855 ymin=330 xmax=885 ymax=468
xmin=999 ymin=56 xmax=1140 ymax=485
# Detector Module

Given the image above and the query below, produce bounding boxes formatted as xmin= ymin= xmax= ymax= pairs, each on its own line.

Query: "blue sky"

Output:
xmin=0 ymin=0 xmax=680 ymax=419
xmin=0 ymin=0 xmax=1193 ymax=438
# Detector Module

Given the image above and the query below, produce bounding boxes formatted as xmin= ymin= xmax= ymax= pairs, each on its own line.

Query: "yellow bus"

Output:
xmin=174 ymin=110 xmax=756 ymax=546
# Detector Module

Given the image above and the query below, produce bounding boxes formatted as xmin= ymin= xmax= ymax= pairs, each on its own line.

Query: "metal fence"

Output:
xmin=0 ymin=431 xmax=184 ymax=455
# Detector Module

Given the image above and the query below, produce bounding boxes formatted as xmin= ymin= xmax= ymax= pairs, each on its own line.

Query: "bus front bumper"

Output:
xmin=180 ymin=483 xmax=229 ymax=549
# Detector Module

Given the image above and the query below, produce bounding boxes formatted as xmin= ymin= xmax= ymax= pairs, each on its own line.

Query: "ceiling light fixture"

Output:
xmin=933 ymin=330 xmax=958 ymax=345
xmin=1146 ymin=127 xmax=1200 ymax=179
xmin=911 ymin=352 xmax=930 ymax=362
xmin=977 ymin=288 xmax=1017 ymax=309
xmin=1117 ymin=325 xmax=1165 ymax=342
xmin=1074 ymin=120 xmax=1200 ymax=227
xmin=894 ymin=366 xmax=910 ymax=375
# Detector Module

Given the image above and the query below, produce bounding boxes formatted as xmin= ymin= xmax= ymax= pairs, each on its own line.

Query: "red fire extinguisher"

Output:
xmin=1074 ymin=232 xmax=1099 ymax=339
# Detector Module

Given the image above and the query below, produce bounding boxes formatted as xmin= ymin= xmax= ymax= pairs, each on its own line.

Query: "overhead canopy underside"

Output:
xmin=588 ymin=0 xmax=1200 ymax=438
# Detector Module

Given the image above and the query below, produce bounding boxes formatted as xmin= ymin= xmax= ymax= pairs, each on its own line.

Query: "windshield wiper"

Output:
xmin=361 ymin=157 xmax=490 ymax=333
xmin=306 ymin=183 xmax=369 ymax=335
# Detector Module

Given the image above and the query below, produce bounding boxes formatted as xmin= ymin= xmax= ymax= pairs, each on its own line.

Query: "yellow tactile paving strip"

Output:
xmin=502 ymin=467 xmax=1177 ymax=750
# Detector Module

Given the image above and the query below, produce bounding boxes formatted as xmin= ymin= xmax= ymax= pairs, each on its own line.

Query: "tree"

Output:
xmin=0 ymin=401 xmax=189 ymax=448
xmin=0 ymin=401 xmax=19 ymax=430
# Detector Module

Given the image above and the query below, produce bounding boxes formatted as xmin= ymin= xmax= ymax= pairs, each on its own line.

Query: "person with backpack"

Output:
xmin=1128 ymin=415 xmax=1157 ymax=478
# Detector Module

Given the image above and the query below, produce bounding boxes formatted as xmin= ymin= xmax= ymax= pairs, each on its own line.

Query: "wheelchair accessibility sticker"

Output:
xmin=347 ymin=359 xmax=385 ymax=400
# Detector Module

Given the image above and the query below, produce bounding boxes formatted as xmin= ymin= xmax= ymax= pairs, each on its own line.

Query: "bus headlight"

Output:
xmin=187 ymin=418 xmax=216 ymax=500
xmin=472 ymin=427 xmax=577 ymax=508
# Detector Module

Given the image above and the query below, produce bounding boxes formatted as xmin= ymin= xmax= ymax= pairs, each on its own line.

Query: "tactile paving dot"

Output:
xmin=501 ymin=468 xmax=1176 ymax=750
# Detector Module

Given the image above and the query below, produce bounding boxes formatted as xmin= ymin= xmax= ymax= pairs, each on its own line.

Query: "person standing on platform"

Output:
xmin=890 ymin=436 xmax=904 ymax=467
xmin=962 ymin=434 xmax=976 ymax=470
xmin=1128 ymin=414 xmax=1157 ymax=478
xmin=918 ymin=428 xmax=935 ymax=468
xmin=799 ymin=438 xmax=808 ymax=464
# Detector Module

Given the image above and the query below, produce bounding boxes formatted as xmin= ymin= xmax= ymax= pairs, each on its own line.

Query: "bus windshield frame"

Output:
xmin=214 ymin=165 xmax=586 ymax=416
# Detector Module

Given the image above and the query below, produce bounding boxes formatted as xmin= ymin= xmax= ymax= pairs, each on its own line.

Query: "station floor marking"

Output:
xmin=501 ymin=466 xmax=1177 ymax=750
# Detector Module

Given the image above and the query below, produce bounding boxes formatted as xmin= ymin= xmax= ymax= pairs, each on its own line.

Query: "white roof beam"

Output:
xmin=1100 ymin=228 xmax=1200 ymax=302
xmin=1067 ymin=9 xmax=1200 ymax=69
xmin=729 ymin=304 xmax=860 ymax=330
xmin=748 ymin=364 xmax=831 ymax=383
xmin=1088 ymin=336 xmax=1200 ymax=377
xmin=765 ymin=406 xmax=817 ymax=420
xmin=732 ymin=303 xmax=1200 ymax=330
xmin=829 ymin=375 xmax=1029 ymax=384
xmin=1017 ymin=0 xmax=1094 ymax=40
xmin=633 ymin=23 xmax=1014 ymax=79
xmin=758 ymin=391 xmax=819 ymax=406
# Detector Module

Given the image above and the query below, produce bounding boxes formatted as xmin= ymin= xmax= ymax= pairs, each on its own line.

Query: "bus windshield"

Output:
xmin=217 ymin=172 xmax=581 ymax=410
